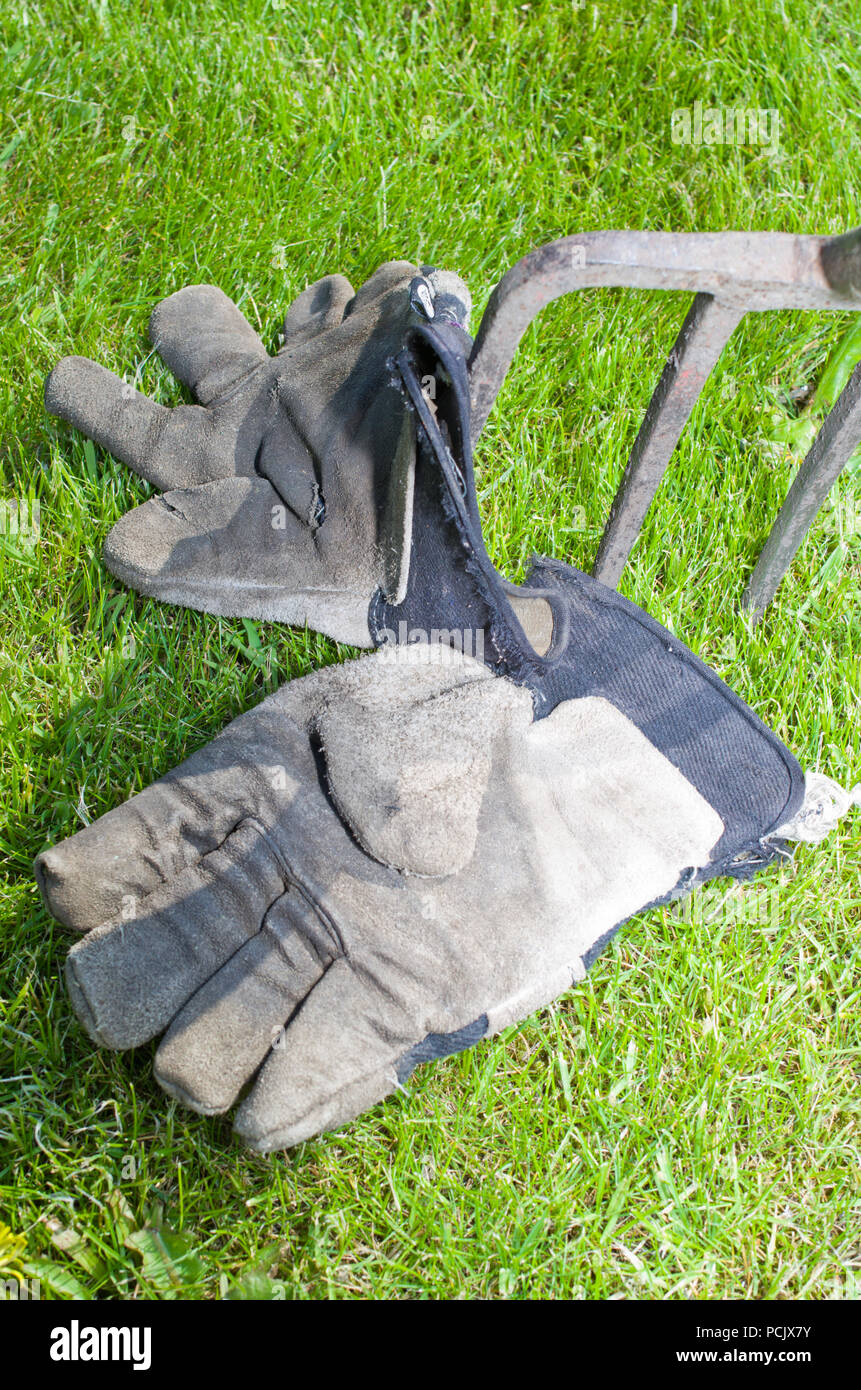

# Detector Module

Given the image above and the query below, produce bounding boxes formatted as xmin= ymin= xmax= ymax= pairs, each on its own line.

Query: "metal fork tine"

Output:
xmin=743 ymin=361 xmax=861 ymax=619
xmin=592 ymin=294 xmax=744 ymax=588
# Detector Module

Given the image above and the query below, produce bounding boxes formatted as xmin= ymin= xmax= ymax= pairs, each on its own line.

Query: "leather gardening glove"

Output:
xmin=35 ymin=644 xmax=727 ymax=1152
xmin=44 ymin=264 xmax=471 ymax=645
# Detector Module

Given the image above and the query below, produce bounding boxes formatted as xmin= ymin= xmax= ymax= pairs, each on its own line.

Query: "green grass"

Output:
xmin=1 ymin=0 xmax=860 ymax=1300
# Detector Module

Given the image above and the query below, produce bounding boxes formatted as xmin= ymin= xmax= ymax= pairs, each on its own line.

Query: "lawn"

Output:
xmin=0 ymin=0 xmax=859 ymax=1300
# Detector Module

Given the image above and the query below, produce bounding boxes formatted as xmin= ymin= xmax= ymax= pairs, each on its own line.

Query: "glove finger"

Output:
xmin=149 ymin=285 xmax=268 ymax=405
xmin=35 ymin=717 xmax=276 ymax=931
xmin=233 ymin=960 xmax=428 ymax=1152
xmin=45 ymin=357 xmax=236 ymax=488
xmin=64 ymin=817 xmax=288 ymax=1049
xmin=342 ymin=261 xmax=416 ymax=316
xmin=280 ymin=274 xmax=354 ymax=343
xmin=154 ymin=891 xmax=335 ymax=1114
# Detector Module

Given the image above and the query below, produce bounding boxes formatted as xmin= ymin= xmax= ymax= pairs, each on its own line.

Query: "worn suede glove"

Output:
xmin=35 ymin=644 xmax=730 ymax=1151
xmin=44 ymin=263 xmax=471 ymax=644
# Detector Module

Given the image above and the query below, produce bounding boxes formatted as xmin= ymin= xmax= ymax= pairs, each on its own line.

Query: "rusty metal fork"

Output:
xmin=467 ymin=227 xmax=861 ymax=618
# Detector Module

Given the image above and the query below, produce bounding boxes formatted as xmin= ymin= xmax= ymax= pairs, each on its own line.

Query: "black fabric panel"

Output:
xmin=395 ymin=1013 xmax=489 ymax=1085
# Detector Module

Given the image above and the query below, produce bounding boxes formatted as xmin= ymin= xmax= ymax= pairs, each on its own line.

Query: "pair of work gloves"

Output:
xmin=38 ymin=259 xmax=842 ymax=1151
